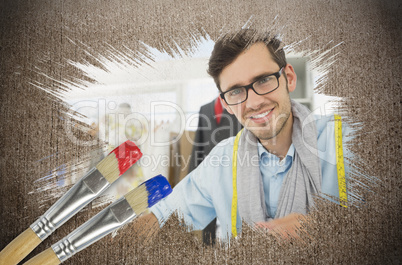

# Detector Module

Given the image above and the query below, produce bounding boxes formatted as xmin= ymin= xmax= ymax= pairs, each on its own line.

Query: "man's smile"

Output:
xmin=247 ymin=107 xmax=275 ymax=124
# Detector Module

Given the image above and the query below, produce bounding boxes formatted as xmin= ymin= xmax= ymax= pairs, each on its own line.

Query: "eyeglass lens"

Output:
xmin=224 ymin=75 xmax=279 ymax=105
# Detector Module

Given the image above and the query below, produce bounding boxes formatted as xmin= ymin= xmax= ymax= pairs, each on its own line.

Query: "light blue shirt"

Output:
xmin=151 ymin=115 xmax=352 ymax=241
xmin=259 ymin=143 xmax=295 ymax=218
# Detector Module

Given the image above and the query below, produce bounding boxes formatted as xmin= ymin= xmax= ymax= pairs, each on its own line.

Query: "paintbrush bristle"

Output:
xmin=125 ymin=175 xmax=172 ymax=214
xmin=96 ymin=152 xmax=119 ymax=183
xmin=125 ymin=184 xmax=149 ymax=214
xmin=96 ymin=140 xmax=142 ymax=183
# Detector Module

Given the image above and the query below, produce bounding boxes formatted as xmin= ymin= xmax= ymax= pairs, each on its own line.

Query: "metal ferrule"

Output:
xmin=52 ymin=197 xmax=137 ymax=262
xmin=30 ymin=167 xmax=110 ymax=241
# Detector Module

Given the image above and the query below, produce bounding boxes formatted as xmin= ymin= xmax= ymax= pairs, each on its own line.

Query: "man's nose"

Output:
xmin=245 ymin=88 xmax=266 ymax=109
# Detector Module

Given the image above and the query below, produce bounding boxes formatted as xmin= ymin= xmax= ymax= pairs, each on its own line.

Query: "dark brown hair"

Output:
xmin=207 ymin=29 xmax=287 ymax=91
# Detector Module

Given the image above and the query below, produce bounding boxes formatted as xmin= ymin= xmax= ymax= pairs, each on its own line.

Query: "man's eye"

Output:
xmin=258 ymin=76 xmax=273 ymax=84
xmin=229 ymin=88 xmax=243 ymax=96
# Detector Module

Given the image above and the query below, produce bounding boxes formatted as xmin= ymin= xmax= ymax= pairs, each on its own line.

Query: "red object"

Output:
xmin=214 ymin=97 xmax=223 ymax=124
xmin=110 ymin=140 xmax=143 ymax=176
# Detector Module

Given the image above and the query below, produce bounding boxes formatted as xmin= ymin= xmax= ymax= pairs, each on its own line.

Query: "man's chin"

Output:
xmin=247 ymin=128 xmax=276 ymax=141
xmin=243 ymin=119 xmax=281 ymax=140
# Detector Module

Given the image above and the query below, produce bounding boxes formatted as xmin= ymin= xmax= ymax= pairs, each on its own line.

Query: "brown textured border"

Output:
xmin=1 ymin=0 xmax=401 ymax=264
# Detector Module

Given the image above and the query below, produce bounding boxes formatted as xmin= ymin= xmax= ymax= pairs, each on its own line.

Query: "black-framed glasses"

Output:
xmin=220 ymin=67 xmax=284 ymax=106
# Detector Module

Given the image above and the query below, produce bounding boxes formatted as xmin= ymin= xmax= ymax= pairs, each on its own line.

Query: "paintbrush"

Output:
xmin=0 ymin=140 xmax=142 ymax=265
xmin=24 ymin=175 xmax=171 ymax=265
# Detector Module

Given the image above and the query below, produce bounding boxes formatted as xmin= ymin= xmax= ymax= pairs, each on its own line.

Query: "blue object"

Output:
xmin=143 ymin=175 xmax=172 ymax=208
xmin=258 ymin=143 xmax=295 ymax=218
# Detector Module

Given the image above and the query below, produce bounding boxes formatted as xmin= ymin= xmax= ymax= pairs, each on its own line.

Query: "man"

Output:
xmin=145 ymin=29 xmax=350 ymax=241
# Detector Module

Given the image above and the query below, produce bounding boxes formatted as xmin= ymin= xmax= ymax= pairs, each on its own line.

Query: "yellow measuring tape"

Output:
xmin=231 ymin=129 xmax=243 ymax=237
xmin=335 ymin=114 xmax=347 ymax=207
xmin=230 ymin=115 xmax=347 ymax=237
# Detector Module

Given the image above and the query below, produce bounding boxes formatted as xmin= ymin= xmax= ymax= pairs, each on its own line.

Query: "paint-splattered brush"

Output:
xmin=0 ymin=140 xmax=142 ymax=265
xmin=24 ymin=175 xmax=172 ymax=265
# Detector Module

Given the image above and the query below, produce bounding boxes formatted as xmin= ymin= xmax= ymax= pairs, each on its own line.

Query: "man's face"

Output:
xmin=219 ymin=42 xmax=297 ymax=141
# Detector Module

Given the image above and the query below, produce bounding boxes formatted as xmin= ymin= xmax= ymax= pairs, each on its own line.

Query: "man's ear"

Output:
xmin=284 ymin=64 xmax=297 ymax=93
xmin=220 ymin=96 xmax=234 ymax=115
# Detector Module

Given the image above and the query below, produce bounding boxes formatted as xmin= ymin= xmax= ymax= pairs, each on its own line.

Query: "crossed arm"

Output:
xmin=134 ymin=212 xmax=306 ymax=242
xmin=255 ymin=213 xmax=306 ymax=240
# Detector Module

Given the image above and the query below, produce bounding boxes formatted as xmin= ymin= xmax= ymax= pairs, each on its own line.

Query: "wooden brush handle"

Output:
xmin=0 ymin=227 xmax=42 ymax=265
xmin=24 ymin=247 xmax=60 ymax=265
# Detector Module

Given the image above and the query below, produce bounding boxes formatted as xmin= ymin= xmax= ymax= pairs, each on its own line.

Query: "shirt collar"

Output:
xmin=257 ymin=141 xmax=295 ymax=160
